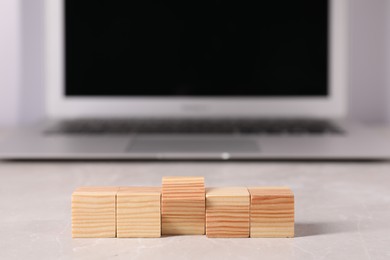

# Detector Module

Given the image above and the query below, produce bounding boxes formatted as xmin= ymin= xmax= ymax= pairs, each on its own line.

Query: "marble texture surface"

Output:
xmin=0 ymin=161 xmax=390 ymax=259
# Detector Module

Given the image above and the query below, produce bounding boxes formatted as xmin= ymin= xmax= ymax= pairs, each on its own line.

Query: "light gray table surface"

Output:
xmin=0 ymin=160 xmax=390 ymax=260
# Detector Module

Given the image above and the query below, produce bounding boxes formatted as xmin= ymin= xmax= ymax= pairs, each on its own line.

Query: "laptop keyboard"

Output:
xmin=46 ymin=118 xmax=344 ymax=135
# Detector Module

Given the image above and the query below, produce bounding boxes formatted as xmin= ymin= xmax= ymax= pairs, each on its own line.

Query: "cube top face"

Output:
xmin=73 ymin=186 xmax=119 ymax=196
xmin=118 ymin=187 xmax=161 ymax=196
xmin=162 ymin=176 xmax=204 ymax=183
xmin=248 ymin=187 xmax=293 ymax=197
xmin=162 ymin=176 xmax=204 ymax=186
xmin=162 ymin=176 xmax=205 ymax=200
xmin=206 ymin=187 xmax=250 ymax=208
xmin=206 ymin=187 xmax=250 ymax=198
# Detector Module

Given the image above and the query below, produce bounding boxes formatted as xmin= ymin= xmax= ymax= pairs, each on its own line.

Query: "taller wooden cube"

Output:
xmin=72 ymin=187 xmax=119 ymax=238
xmin=117 ymin=187 xmax=161 ymax=238
xmin=249 ymin=187 xmax=294 ymax=238
xmin=206 ymin=187 xmax=250 ymax=238
xmin=161 ymin=176 xmax=205 ymax=235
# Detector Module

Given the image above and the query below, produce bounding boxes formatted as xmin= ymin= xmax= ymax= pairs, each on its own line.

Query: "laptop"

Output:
xmin=1 ymin=0 xmax=390 ymax=160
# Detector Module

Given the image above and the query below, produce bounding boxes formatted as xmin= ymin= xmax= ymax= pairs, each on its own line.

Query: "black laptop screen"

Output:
xmin=65 ymin=1 xmax=328 ymax=97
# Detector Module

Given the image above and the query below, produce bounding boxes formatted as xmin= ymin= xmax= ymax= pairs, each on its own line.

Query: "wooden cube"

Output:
xmin=206 ymin=187 xmax=250 ymax=238
xmin=161 ymin=176 xmax=205 ymax=235
xmin=248 ymin=187 xmax=294 ymax=238
xmin=72 ymin=187 xmax=119 ymax=238
xmin=116 ymin=187 xmax=161 ymax=238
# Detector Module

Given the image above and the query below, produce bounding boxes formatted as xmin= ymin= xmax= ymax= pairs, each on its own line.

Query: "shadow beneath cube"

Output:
xmin=294 ymin=221 xmax=355 ymax=237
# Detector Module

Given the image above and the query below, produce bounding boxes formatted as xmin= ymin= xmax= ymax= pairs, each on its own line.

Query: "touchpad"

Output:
xmin=128 ymin=136 xmax=259 ymax=153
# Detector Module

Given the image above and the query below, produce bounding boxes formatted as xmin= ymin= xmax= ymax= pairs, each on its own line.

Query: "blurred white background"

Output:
xmin=0 ymin=0 xmax=389 ymax=126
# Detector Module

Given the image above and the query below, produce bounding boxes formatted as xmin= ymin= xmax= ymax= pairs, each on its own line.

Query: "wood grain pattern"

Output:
xmin=162 ymin=176 xmax=205 ymax=235
xmin=248 ymin=187 xmax=294 ymax=238
xmin=206 ymin=187 xmax=250 ymax=238
xmin=72 ymin=186 xmax=119 ymax=238
xmin=117 ymin=187 xmax=161 ymax=238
